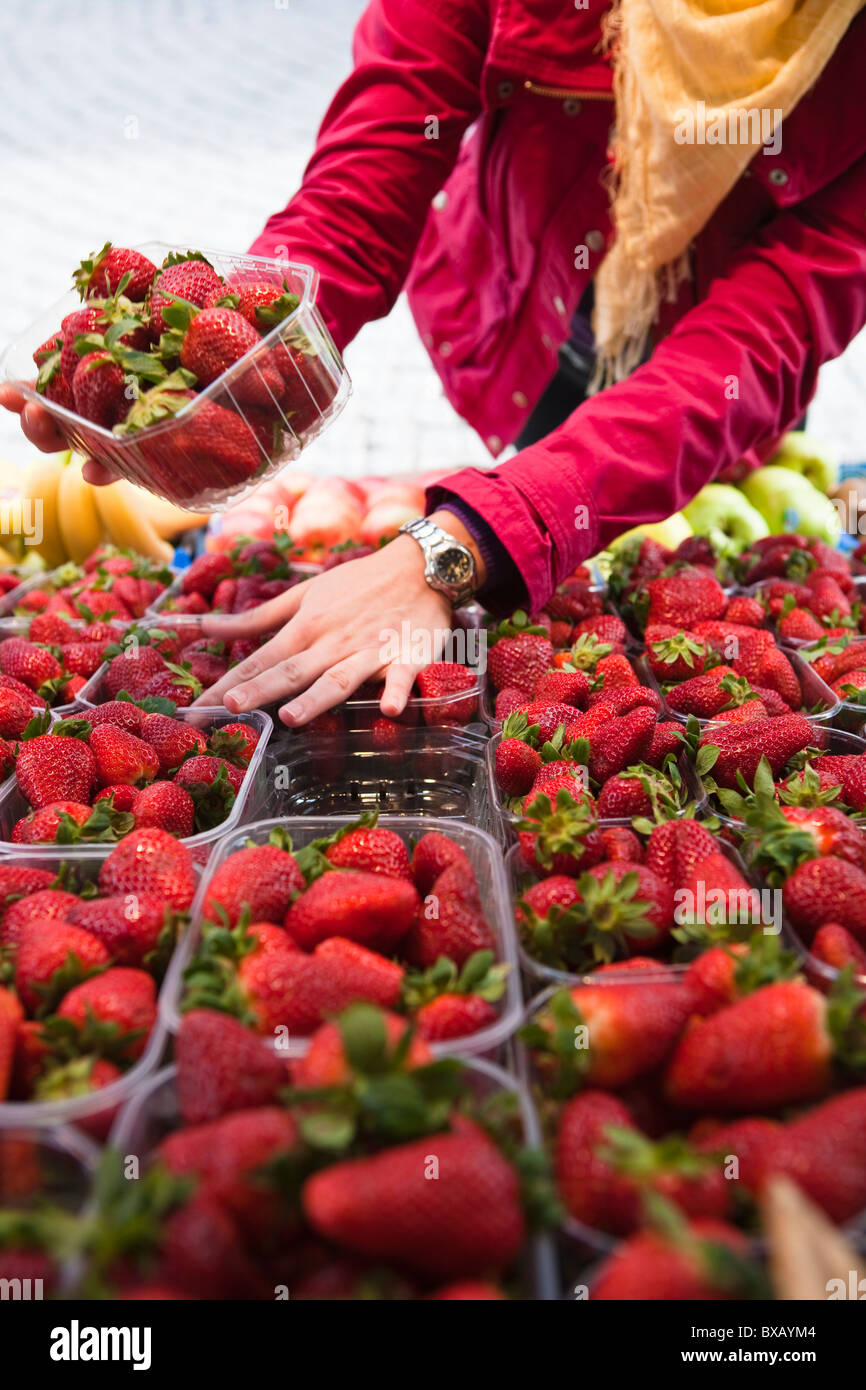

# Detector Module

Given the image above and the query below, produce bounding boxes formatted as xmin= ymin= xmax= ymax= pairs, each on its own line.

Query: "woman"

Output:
xmin=4 ymin=0 xmax=866 ymax=727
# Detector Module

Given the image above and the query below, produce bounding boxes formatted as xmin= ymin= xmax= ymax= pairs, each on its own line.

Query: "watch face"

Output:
xmin=436 ymin=546 xmax=473 ymax=587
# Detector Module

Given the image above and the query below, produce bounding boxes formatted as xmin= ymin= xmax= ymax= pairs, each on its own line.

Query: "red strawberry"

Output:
xmin=16 ymin=730 xmax=96 ymax=810
xmin=85 ymin=702 xmax=144 ymax=735
xmin=783 ymin=856 xmax=866 ymax=945
xmin=750 ymin=646 xmax=801 ymax=708
xmin=285 ymin=870 xmax=419 ymax=952
xmin=324 ymin=825 xmax=411 ymax=879
xmin=699 ymin=714 xmax=813 ymax=790
xmin=103 ymin=646 xmax=165 ymax=700
xmin=15 ymin=920 xmax=110 ymax=1015
xmin=644 ymin=819 xmax=718 ymax=886
xmin=778 ymin=606 xmax=825 ymax=642
xmin=810 ymin=923 xmax=866 ymax=979
xmin=529 ymin=965 xmax=695 ymax=1089
xmin=89 ymin=724 xmax=159 ymax=787
xmin=207 ymin=721 xmax=259 ymax=767
xmin=645 ymin=625 xmax=712 ymax=681
xmin=137 ymin=712 xmax=207 ymax=773
xmin=724 ymin=595 xmax=764 ymax=627
xmin=0 ymin=672 xmax=47 ymax=708
xmin=415 ymin=992 xmax=497 ymax=1041
xmin=410 ymin=832 xmax=470 ymax=895
xmin=665 ymin=668 xmax=756 ymax=719
xmin=415 ymin=662 xmax=478 ymax=724
xmin=0 ymin=987 xmax=23 ymax=1099
xmin=148 ymin=256 xmax=225 ymax=338
xmin=518 ymin=783 xmax=602 ymax=878
xmin=402 ymin=859 xmax=494 ymax=967
xmin=27 ymin=613 xmax=76 ymax=646
xmin=0 ymin=889 xmax=82 ymax=950
xmin=290 ymin=1010 xmax=431 ymax=1088
xmin=748 ymin=1087 xmax=866 ymax=1223
xmin=179 ymin=305 xmax=284 ymax=403
xmin=93 ymin=784 xmax=139 ymax=813
xmin=646 ymin=721 xmax=684 ymax=765
xmin=592 ymin=1220 xmax=754 ymax=1300
xmin=600 ymin=826 xmax=644 ymax=861
xmin=181 ymin=552 xmax=234 ymax=598
xmin=175 ymin=1008 xmax=287 ymax=1123
xmin=71 ymin=351 xmax=128 ymax=427
xmin=12 ymin=801 xmax=111 ymax=846
xmin=204 ymin=840 xmax=304 ymax=925
xmin=0 ymin=686 xmax=38 ymax=739
xmin=98 ymin=828 xmax=196 ymax=911
xmin=56 ymin=968 xmax=156 ymax=1060
xmin=132 ymin=782 xmax=195 ymax=837
xmin=532 ymin=669 xmax=590 ymax=707
xmin=74 ymin=244 xmax=156 ymax=301
xmin=587 ymin=706 xmax=657 ymax=783
xmin=0 ymin=639 xmax=62 ymax=693
xmin=58 ymin=304 xmax=107 ymax=385
xmin=68 ymin=893 xmax=173 ymax=967
xmin=487 ymin=632 xmax=554 ymax=696
xmin=494 ymin=737 xmax=543 ymax=796
xmin=664 ymin=980 xmax=835 ymax=1111
xmin=303 ymin=1119 xmax=525 ymax=1280
xmin=645 ymin=568 xmax=727 ymax=628
xmin=592 ymin=653 xmax=636 ymax=687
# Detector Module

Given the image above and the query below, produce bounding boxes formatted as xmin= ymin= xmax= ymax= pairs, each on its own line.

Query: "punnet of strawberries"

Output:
xmin=41 ymin=1002 xmax=552 ymax=1300
xmin=7 ymin=546 xmax=171 ymax=622
xmin=0 ymin=830 xmax=196 ymax=1129
xmin=0 ymin=705 xmax=264 ymax=848
xmin=177 ymin=817 xmax=511 ymax=1048
xmin=20 ymin=243 xmax=345 ymax=508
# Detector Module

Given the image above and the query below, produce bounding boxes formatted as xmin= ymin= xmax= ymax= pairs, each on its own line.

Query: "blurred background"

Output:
xmin=0 ymin=0 xmax=863 ymax=480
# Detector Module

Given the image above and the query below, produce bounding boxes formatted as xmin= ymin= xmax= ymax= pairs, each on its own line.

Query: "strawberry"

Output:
xmin=748 ymin=1087 xmax=866 ymax=1223
xmin=323 ymin=824 xmax=411 ymax=879
xmin=207 ymin=721 xmax=259 ymax=767
xmin=698 ymin=713 xmax=814 ymax=790
xmin=67 ymin=893 xmax=174 ymax=968
xmin=285 ymin=870 xmax=419 ymax=952
xmin=645 ymin=624 xmax=714 ymax=681
xmin=98 ymin=828 xmax=196 ymax=911
xmin=494 ymin=737 xmax=543 ymax=796
xmin=181 ymin=552 xmax=234 ymax=598
xmin=592 ymin=653 xmax=637 ymax=688
xmin=487 ymin=631 xmax=554 ymax=696
xmin=12 ymin=800 xmax=125 ymax=846
xmin=55 ymin=967 xmax=156 ymax=1061
xmin=783 ymin=857 xmax=866 ymax=944
xmin=0 ymin=673 xmax=47 ymax=708
xmin=515 ymin=699 xmax=583 ymax=744
xmin=132 ymin=782 xmax=195 ymax=837
xmin=27 ymin=613 xmax=76 ymax=646
xmin=0 ymin=639 xmax=62 ymax=693
xmin=778 ymin=606 xmax=825 ymax=642
xmin=74 ymin=243 xmax=156 ymax=302
xmin=592 ymin=1219 xmax=756 ymax=1300
xmin=596 ymin=762 xmax=683 ymax=820
xmin=402 ymin=859 xmax=495 ymax=967
xmin=410 ymin=832 xmax=470 ymax=895
xmin=532 ymin=669 xmax=590 ymax=707
xmin=15 ymin=921 xmax=110 ymax=1015
xmin=103 ymin=646 xmax=165 ymax=700
xmin=599 ymin=826 xmax=643 ymax=862
xmin=749 ymin=645 xmax=801 ymax=708
xmin=518 ymin=784 xmax=602 ymax=878
xmin=58 ymin=304 xmax=107 ymax=385
xmin=644 ymin=819 xmax=718 ymax=886
xmin=665 ymin=668 xmax=756 ymax=719
xmin=57 ymin=642 xmax=104 ymax=680
xmin=148 ymin=255 xmax=225 ymax=338
xmin=555 ymin=1091 xmax=729 ymax=1235
xmin=810 ymin=923 xmax=866 ymax=979
xmin=526 ymin=966 xmax=694 ymax=1090
xmin=723 ymin=595 xmax=764 ymax=627
xmin=586 ymin=683 xmax=661 ymax=716
xmin=415 ymin=992 xmax=497 ymax=1042
xmin=415 ymin=662 xmax=478 ymax=723
xmin=0 ymin=867 xmax=57 ymax=915
xmin=0 ymin=988 xmax=23 ymax=1099
xmin=644 ymin=568 xmax=727 ymax=628
xmin=122 ymin=389 xmax=263 ymax=489
xmin=664 ymin=980 xmax=838 ymax=1111
xmin=0 ymin=889 xmax=83 ymax=951
xmin=175 ymin=1009 xmax=287 ymax=1123
xmin=587 ymin=705 xmax=657 ymax=783
xmin=0 ymin=687 xmax=37 ymax=739
xmin=16 ymin=729 xmax=96 ymax=810
xmin=89 ymin=724 xmax=159 ymax=787
xmin=93 ymin=783 xmax=139 ymax=813
xmin=302 ymin=1119 xmax=525 ymax=1280
xmin=290 ymin=1008 xmax=431 ymax=1088
xmin=136 ymin=712 xmax=206 ymax=773
xmin=641 ymin=729 xmax=682 ymax=779
xmin=71 ymin=351 xmax=128 ymax=427
xmin=179 ymin=305 xmax=284 ymax=403
xmin=204 ymin=839 xmax=304 ymax=925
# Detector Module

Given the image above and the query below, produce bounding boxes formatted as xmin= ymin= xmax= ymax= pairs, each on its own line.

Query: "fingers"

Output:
xmin=201 ymin=580 xmax=308 ymax=641
xmin=20 ymin=403 xmax=68 ymax=453
xmin=81 ymin=457 xmax=120 ymax=486
xmin=279 ymin=648 xmax=383 ymax=727
xmin=0 ymin=385 xmax=26 ymax=414
xmin=195 ymin=614 xmax=313 ymax=707
xmin=380 ymin=663 xmax=417 ymax=717
xmin=223 ymin=643 xmax=332 ymax=712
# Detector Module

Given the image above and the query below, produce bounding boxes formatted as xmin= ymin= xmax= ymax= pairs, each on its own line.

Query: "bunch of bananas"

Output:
xmin=0 ymin=452 xmax=209 ymax=568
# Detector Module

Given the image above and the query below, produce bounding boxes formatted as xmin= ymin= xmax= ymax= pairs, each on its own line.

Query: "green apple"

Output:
xmin=683 ymin=483 xmax=769 ymax=556
xmin=740 ymin=465 xmax=842 ymax=542
xmin=767 ymin=430 xmax=838 ymax=493
xmin=606 ymin=512 xmax=693 ymax=553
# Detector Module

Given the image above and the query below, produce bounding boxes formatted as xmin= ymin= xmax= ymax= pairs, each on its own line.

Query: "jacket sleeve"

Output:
xmin=428 ymin=152 xmax=866 ymax=613
xmin=248 ymin=0 xmax=487 ymax=351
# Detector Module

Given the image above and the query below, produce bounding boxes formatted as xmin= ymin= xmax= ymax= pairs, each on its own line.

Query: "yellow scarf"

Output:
xmin=593 ymin=0 xmax=865 ymax=386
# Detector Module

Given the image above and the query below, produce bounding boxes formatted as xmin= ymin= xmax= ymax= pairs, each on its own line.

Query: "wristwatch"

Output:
xmin=398 ymin=517 xmax=478 ymax=609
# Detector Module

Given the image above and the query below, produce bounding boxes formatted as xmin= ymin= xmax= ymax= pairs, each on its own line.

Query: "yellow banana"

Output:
xmin=57 ymin=454 xmax=105 ymax=563
xmin=19 ymin=451 xmax=69 ymax=567
xmin=131 ymin=489 xmax=211 ymax=540
xmin=94 ymin=479 xmax=175 ymax=564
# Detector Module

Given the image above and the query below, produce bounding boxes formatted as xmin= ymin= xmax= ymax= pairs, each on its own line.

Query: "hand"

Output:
xmin=0 ymin=384 xmax=116 ymax=484
xmin=197 ymin=532 xmax=460 ymax=725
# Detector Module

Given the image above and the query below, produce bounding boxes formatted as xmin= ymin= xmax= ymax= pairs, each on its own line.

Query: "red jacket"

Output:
xmin=249 ymin=0 xmax=866 ymax=612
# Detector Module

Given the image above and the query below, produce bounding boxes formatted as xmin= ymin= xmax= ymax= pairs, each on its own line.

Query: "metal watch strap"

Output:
xmin=398 ymin=517 xmax=477 ymax=608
